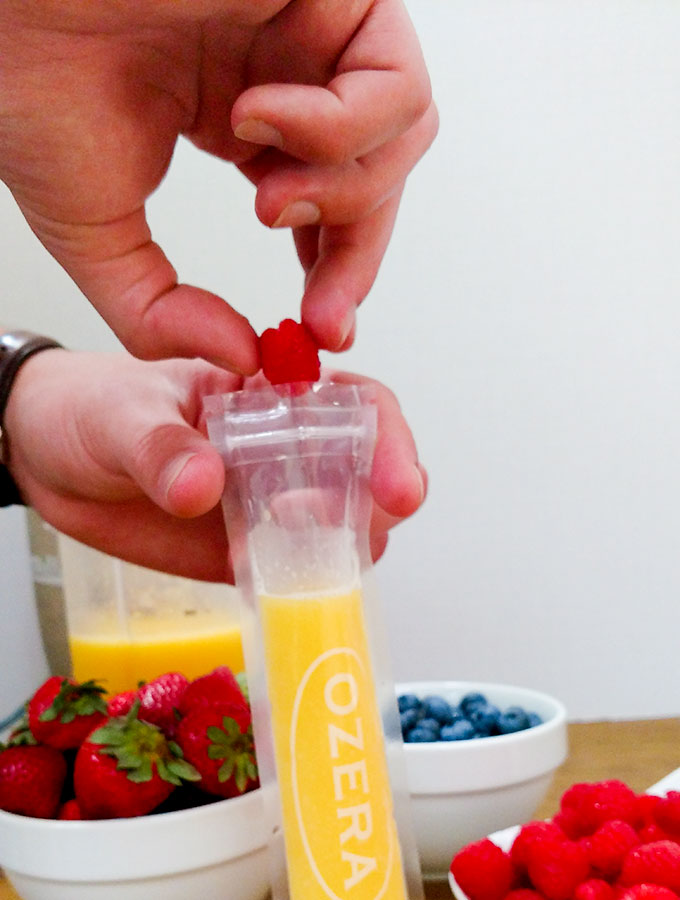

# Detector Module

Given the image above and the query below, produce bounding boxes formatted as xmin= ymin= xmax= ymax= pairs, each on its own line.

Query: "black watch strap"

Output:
xmin=0 ymin=330 xmax=63 ymax=507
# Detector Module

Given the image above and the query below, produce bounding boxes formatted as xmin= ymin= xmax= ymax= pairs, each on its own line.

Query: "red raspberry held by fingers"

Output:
xmin=259 ymin=319 xmax=320 ymax=386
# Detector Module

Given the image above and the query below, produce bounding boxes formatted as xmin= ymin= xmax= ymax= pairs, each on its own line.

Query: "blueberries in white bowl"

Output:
xmin=398 ymin=691 xmax=542 ymax=743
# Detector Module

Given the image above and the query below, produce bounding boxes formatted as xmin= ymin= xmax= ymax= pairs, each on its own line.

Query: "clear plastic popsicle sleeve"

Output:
xmin=204 ymin=381 xmax=424 ymax=900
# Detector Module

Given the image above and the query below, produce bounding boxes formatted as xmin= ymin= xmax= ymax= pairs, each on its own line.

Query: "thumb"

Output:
xmin=124 ymin=422 xmax=226 ymax=519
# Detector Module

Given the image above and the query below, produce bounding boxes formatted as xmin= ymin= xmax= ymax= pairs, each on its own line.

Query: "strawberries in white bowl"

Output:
xmin=1 ymin=666 xmax=259 ymax=823
xmin=0 ymin=666 xmax=267 ymax=900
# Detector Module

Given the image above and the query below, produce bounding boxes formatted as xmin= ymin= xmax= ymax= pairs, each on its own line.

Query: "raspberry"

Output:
xmin=638 ymin=825 xmax=671 ymax=845
xmin=553 ymin=809 xmax=588 ymax=840
xmin=638 ymin=795 xmax=662 ymax=828
xmin=450 ymin=838 xmax=517 ymax=900
xmin=504 ymin=890 xmax=544 ymax=900
xmin=618 ymin=886 xmax=679 ymax=900
xmin=653 ymin=793 xmax=680 ymax=838
xmin=526 ymin=837 xmax=591 ymax=900
xmin=620 ymin=841 xmax=680 ymax=892
xmin=511 ymin=821 xmax=568 ymax=873
xmin=259 ymin=319 xmax=320 ymax=386
xmin=560 ymin=781 xmax=640 ymax=837
xmin=588 ymin=820 xmax=640 ymax=879
xmin=573 ymin=878 xmax=615 ymax=900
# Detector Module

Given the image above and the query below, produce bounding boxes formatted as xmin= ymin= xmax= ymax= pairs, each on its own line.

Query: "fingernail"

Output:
xmin=414 ymin=463 xmax=427 ymax=505
xmin=337 ymin=308 xmax=356 ymax=349
xmin=272 ymin=201 xmax=321 ymax=229
xmin=166 ymin=453 xmax=197 ymax=500
xmin=233 ymin=119 xmax=283 ymax=148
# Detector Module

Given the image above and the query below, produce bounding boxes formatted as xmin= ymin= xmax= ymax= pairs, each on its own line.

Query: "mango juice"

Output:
xmin=69 ymin=615 xmax=244 ymax=695
xmin=260 ymin=587 xmax=408 ymax=900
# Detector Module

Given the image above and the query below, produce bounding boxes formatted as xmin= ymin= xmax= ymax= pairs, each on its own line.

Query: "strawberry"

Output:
xmin=0 ymin=744 xmax=67 ymax=818
xmin=178 ymin=666 xmax=248 ymax=717
xmin=526 ymin=837 xmax=591 ymax=900
xmin=28 ymin=675 xmax=107 ymax=750
xmin=106 ymin=674 xmax=188 ymax=737
xmin=259 ymin=318 xmax=320 ymax=386
xmin=137 ymin=672 xmax=189 ymax=736
xmin=588 ymin=820 xmax=640 ymax=879
xmin=73 ymin=702 xmax=199 ymax=819
xmin=58 ymin=798 xmax=83 ymax=820
xmin=106 ymin=690 xmax=136 ymax=718
xmin=175 ymin=705 xmax=258 ymax=799
xmin=449 ymin=838 xmax=517 ymax=900
xmin=619 ymin=841 xmax=680 ymax=892
xmin=6 ymin=709 xmax=37 ymax=746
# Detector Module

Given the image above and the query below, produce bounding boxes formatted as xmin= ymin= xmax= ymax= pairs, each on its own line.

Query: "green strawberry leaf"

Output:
xmin=126 ymin=758 xmax=153 ymax=783
xmin=156 ymin=759 xmax=181 ymax=786
xmin=236 ymin=672 xmax=250 ymax=702
xmin=40 ymin=678 xmax=107 ymax=723
xmin=167 ymin=758 xmax=201 ymax=782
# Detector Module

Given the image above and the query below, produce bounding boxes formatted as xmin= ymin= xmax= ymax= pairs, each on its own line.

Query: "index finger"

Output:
xmin=231 ymin=0 xmax=432 ymax=165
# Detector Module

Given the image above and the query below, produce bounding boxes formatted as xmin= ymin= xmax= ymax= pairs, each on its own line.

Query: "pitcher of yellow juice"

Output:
xmin=58 ymin=535 xmax=244 ymax=696
xmin=205 ymin=382 xmax=424 ymax=900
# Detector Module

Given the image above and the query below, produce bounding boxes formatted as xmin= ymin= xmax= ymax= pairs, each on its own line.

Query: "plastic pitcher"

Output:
xmin=58 ymin=535 xmax=244 ymax=695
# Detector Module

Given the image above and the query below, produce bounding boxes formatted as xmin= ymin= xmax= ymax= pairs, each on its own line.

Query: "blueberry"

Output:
xmin=398 ymin=694 xmax=422 ymax=714
xmin=469 ymin=702 xmax=501 ymax=736
xmin=459 ymin=692 xmax=488 ymax=716
xmin=527 ymin=712 xmax=543 ymax=728
xmin=497 ymin=706 xmax=530 ymax=734
xmin=417 ymin=717 xmax=441 ymax=738
xmin=448 ymin=705 xmax=467 ymax=725
xmin=405 ymin=726 xmax=438 ymax=743
xmin=440 ymin=719 xmax=476 ymax=741
xmin=400 ymin=708 xmax=420 ymax=734
xmin=422 ymin=695 xmax=454 ymax=725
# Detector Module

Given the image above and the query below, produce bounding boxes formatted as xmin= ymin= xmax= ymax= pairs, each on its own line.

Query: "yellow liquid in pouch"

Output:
xmin=70 ymin=616 xmax=244 ymax=696
xmin=261 ymin=587 xmax=408 ymax=900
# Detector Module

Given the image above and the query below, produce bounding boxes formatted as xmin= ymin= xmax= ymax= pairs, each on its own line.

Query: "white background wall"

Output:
xmin=3 ymin=0 xmax=680 ymax=720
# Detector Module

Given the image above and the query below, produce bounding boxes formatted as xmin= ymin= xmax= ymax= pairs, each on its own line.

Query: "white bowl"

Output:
xmin=0 ymin=788 xmax=268 ymax=900
xmin=399 ymin=680 xmax=568 ymax=880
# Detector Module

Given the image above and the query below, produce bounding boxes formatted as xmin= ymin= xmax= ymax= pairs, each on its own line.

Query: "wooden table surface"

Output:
xmin=3 ymin=718 xmax=680 ymax=900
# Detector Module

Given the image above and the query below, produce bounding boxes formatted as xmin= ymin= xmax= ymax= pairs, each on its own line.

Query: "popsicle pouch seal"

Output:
xmin=204 ymin=381 xmax=424 ymax=900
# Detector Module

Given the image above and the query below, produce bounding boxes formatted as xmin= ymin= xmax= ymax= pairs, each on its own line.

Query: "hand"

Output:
xmin=0 ymin=1 xmax=437 ymax=369
xmin=4 ymin=350 xmax=426 ymax=581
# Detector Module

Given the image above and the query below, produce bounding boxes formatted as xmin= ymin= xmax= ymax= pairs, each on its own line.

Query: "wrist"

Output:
xmin=0 ymin=330 xmax=64 ymax=507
